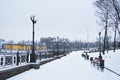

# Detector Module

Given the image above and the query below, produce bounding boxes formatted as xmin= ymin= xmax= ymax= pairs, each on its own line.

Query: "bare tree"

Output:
xmin=94 ymin=0 xmax=111 ymax=54
xmin=109 ymin=13 xmax=119 ymax=52
xmin=111 ymin=0 xmax=120 ymax=21
xmin=107 ymin=0 xmax=120 ymax=52
xmin=106 ymin=35 xmax=112 ymax=53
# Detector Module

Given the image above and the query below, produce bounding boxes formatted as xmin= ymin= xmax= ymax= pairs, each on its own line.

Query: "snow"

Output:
xmin=89 ymin=49 xmax=120 ymax=75
xmin=8 ymin=50 xmax=120 ymax=80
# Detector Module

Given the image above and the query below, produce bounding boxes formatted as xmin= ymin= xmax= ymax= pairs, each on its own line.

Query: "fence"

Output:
xmin=0 ymin=51 xmax=64 ymax=69
xmin=0 ymin=52 xmax=29 ymax=68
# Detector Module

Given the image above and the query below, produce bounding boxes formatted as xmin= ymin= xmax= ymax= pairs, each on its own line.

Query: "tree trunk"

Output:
xmin=103 ymin=26 xmax=107 ymax=55
xmin=107 ymin=36 xmax=109 ymax=53
xmin=113 ymin=25 xmax=117 ymax=52
xmin=106 ymin=36 xmax=109 ymax=53
xmin=103 ymin=12 xmax=109 ymax=55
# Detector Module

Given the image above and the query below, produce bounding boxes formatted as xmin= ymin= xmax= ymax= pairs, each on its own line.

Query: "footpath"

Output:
xmin=8 ymin=51 xmax=120 ymax=80
xmin=0 ymin=56 xmax=63 ymax=80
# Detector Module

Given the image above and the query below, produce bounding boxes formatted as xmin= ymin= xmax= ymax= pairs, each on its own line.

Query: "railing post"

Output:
xmin=3 ymin=56 xmax=5 ymax=68
xmin=16 ymin=51 xmax=19 ymax=66
xmin=40 ymin=52 xmax=41 ymax=61
xmin=0 ymin=56 xmax=4 ymax=68
xmin=12 ymin=55 xmax=14 ymax=65
xmin=26 ymin=52 xmax=29 ymax=63
xmin=38 ymin=53 xmax=40 ymax=62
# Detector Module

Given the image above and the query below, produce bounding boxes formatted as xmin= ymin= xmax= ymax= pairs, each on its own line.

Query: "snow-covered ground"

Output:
xmin=8 ymin=50 xmax=120 ymax=80
xmin=89 ymin=49 xmax=120 ymax=75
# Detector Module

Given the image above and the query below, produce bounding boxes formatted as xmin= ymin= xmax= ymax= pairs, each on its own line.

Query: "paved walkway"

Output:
xmin=8 ymin=51 xmax=120 ymax=80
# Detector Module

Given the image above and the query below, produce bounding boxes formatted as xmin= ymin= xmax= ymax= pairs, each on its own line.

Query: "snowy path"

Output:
xmin=8 ymin=51 xmax=120 ymax=80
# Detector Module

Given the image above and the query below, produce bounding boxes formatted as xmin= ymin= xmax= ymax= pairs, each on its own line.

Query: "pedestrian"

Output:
xmin=90 ymin=57 xmax=93 ymax=64
xmin=100 ymin=59 xmax=104 ymax=72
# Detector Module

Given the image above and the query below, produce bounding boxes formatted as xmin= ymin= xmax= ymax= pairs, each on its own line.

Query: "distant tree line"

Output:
xmin=1 ymin=37 xmax=120 ymax=53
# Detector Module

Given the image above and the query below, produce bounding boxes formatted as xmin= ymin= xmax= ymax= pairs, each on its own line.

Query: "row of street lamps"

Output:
xmin=30 ymin=16 xmax=102 ymax=62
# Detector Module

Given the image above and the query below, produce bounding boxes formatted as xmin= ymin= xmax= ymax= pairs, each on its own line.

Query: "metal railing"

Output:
xmin=0 ymin=53 xmax=28 ymax=68
xmin=0 ymin=50 xmax=69 ymax=69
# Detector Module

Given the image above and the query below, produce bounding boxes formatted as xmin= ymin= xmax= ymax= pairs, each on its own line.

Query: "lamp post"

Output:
xmin=99 ymin=32 xmax=102 ymax=59
xmin=63 ymin=39 xmax=66 ymax=53
xmin=85 ymin=42 xmax=88 ymax=55
xmin=52 ymin=39 xmax=55 ymax=57
xmin=30 ymin=16 xmax=37 ymax=62
xmin=56 ymin=37 xmax=59 ymax=57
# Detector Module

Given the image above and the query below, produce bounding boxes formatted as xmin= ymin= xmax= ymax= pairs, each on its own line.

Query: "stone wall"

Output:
xmin=0 ymin=64 xmax=31 ymax=80
xmin=0 ymin=58 xmax=56 ymax=80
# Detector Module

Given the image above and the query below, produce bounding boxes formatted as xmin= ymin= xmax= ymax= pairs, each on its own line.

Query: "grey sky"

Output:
xmin=0 ymin=0 xmax=99 ymax=42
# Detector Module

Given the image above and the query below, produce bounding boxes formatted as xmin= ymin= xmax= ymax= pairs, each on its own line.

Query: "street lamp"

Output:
xmin=56 ymin=37 xmax=59 ymax=57
xmin=99 ymin=32 xmax=102 ymax=59
xmin=30 ymin=16 xmax=37 ymax=62
xmin=63 ymin=39 xmax=66 ymax=53
xmin=52 ymin=39 xmax=55 ymax=57
xmin=85 ymin=42 xmax=88 ymax=55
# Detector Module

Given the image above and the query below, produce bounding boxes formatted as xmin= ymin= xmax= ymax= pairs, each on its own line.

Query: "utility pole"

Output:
xmin=30 ymin=16 xmax=37 ymax=62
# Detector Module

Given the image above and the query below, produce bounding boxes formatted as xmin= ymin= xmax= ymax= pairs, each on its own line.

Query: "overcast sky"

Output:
xmin=0 ymin=0 xmax=100 ymax=42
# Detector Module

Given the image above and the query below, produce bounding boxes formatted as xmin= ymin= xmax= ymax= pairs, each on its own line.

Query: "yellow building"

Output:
xmin=2 ymin=44 xmax=44 ymax=50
